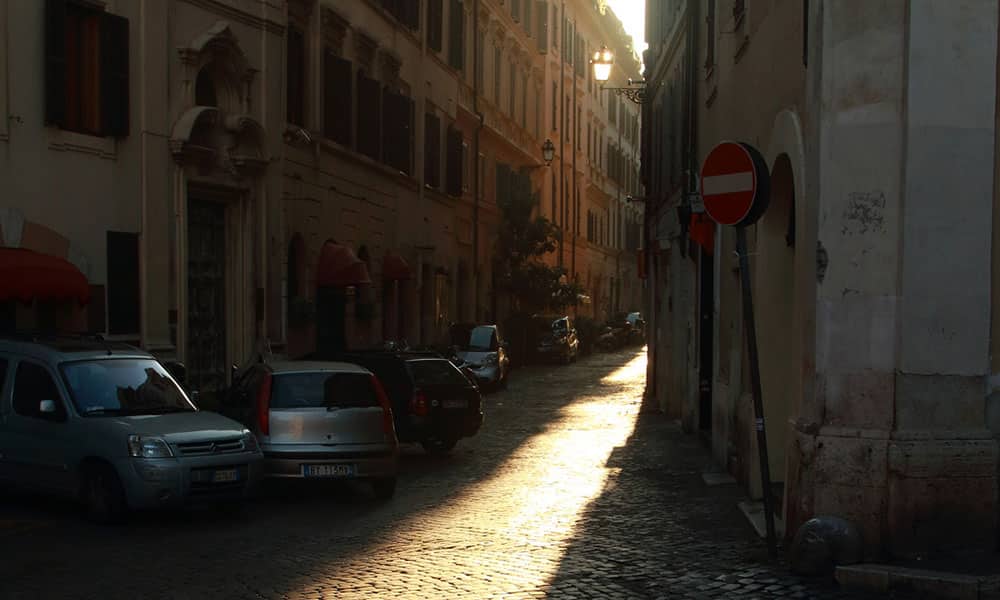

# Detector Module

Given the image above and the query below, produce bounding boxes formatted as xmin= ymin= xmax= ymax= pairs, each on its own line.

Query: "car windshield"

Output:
xmin=61 ymin=359 xmax=196 ymax=416
xmin=468 ymin=326 xmax=496 ymax=351
xmin=407 ymin=359 xmax=471 ymax=386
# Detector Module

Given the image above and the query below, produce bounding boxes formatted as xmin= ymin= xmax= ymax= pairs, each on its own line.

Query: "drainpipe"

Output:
xmin=684 ymin=0 xmax=700 ymax=425
xmin=571 ymin=17 xmax=578 ymax=291
xmin=473 ymin=0 xmax=482 ymax=321
xmin=558 ymin=0 xmax=566 ymax=268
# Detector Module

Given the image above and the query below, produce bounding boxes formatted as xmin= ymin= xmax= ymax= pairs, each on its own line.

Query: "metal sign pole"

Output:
xmin=735 ymin=225 xmax=778 ymax=559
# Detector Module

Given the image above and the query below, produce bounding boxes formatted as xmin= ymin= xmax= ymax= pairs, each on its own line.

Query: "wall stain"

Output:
xmin=841 ymin=191 xmax=887 ymax=236
xmin=817 ymin=240 xmax=828 ymax=284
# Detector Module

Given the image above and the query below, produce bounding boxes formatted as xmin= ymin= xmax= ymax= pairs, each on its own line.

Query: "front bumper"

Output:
xmin=260 ymin=444 xmax=398 ymax=479
xmin=116 ymin=451 xmax=264 ymax=509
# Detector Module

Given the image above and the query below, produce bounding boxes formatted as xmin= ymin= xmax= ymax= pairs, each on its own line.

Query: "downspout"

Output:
xmin=558 ymin=0 xmax=566 ymax=268
xmin=571 ymin=18 xmax=578 ymax=293
xmin=684 ymin=0 xmax=700 ymax=427
xmin=473 ymin=0 xmax=483 ymax=320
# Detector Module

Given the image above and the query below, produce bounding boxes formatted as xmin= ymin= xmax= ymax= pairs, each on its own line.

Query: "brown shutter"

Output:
xmin=448 ymin=0 xmax=464 ymax=70
xmin=428 ymin=0 xmax=443 ymax=51
xmin=100 ymin=12 xmax=129 ymax=137
xmin=424 ymin=113 xmax=441 ymax=188
xmin=357 ymin=73 xmax=381 ymax=160
xmin=446 ymin=127 xmax=463 ymax=196
xmin=45 ymin=0 xmax=67 ymax=127
xmin=536 ymin=1 xmax=547 ymax=53
xmin=323 ymin=50 xmax=352 ymax=146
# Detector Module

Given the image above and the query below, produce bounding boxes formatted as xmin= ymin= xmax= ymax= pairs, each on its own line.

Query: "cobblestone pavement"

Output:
xmin=0 ymin=349 xmax=895 ymax=599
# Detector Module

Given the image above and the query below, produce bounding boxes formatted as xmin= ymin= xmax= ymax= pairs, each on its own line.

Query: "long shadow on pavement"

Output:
xmin=0 ymin=349 xmax=643 ymax=599
xmin=544 ymin=404 xmax=914 ymax=600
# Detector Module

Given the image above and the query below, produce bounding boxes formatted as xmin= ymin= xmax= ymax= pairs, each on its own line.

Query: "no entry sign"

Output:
xmin=699 ymin=141 xmax=770 ymax=227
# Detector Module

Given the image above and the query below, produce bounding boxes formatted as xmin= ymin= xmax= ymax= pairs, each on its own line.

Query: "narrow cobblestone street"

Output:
xmin=1 ymin=350 xmax=889 ymax=599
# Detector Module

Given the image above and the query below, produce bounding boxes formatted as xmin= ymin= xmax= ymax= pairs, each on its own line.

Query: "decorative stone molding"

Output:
xmin=321 ymin=6 xmax=349 ymax=51
xmin=355 ymin=29 xmax=378 ymax=72
xmin=380 ymin=49 xmax=403 ymax=85
xmin=178 ymin=22 xmax=257 ymax=113
xmin=171 ymin=107 xmax=269 ymax=178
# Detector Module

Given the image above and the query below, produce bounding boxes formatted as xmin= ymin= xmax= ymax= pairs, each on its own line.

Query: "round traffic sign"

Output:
xmin=700 ymin=141 xmax=770 ymax=227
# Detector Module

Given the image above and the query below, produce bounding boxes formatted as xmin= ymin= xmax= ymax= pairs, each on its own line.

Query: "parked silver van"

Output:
xmin=0 ymin=335 xmax=263 ymax=523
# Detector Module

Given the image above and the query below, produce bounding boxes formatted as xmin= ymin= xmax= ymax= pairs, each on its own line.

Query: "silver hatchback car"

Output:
xmin=0 ymin=335 xmax=264 ymax=523
xmin=221 ymin=360 xmax=399 ymax=499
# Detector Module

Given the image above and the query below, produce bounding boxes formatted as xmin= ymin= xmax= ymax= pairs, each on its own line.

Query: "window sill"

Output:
xmin=47 ymin=128 xmax=117 ymax=159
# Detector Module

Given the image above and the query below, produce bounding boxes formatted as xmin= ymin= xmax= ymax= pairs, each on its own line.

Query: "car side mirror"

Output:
xmin=39 ymin=399 xmax=56 ymax=414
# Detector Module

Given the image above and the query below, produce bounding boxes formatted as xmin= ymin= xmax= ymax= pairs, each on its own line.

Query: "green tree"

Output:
xmin=493 ymin=166 xmax=582 ymax=315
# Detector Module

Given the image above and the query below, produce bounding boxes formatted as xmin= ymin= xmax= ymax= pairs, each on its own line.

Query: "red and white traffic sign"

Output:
xmin=700 ymin=141 xmax=768 ymax=227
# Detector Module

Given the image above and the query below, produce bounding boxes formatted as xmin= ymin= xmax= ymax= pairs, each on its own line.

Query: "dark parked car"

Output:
xmin=304 ymin=350 xmax=484 ymax=454
xmin=533 ymin=316 xmax=580 ymax=364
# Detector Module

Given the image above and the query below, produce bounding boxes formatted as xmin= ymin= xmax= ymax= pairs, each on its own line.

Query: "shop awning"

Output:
xmin=316 ymin=241 xmax=372 ymax=287
xmin=382 ymin=252 xmax=412 ymax=280
xmin=0 ymin=248 xmax=90 ymax=305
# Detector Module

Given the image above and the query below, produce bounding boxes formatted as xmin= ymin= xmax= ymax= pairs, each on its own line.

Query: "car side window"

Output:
xmin=12 ymin=362 xmax=66 ymax=420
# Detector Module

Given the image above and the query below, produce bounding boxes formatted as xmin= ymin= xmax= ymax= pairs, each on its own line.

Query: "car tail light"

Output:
xmin=410 ymin=390 xmax=429 ymax=417
xmin=256 ymin=372 xmax=273 ymax=436
xmin=370 ymin=375 xmax=397 ymax=439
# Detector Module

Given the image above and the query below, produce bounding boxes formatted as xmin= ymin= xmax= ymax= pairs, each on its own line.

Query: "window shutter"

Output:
xmin=424 ymin=113 xmax=441 ymax=188
xmin=495 ymin=163 xmax=511 ymax=205
xmin=44 ymin=0 xmax=67 ymax=128
xmin=448 ymin=0 xmax=464 ymax=70
xmin=536 ymin=1 xmax=547 ymax=53
xmin=100 ymin=12 xmax=129 ymax=137
xmin=446 ymin=127 xmax=463 ymax=196
xmin=428 ymin=0 xmax=443 ymax=51
xmin=406 ymin=97 xmax=415 ymax=175
xmin=357 ymin=73 xmax=381 ymax=160
xmin=405 ymin=0 xmax=420 ymax=30
xmin=324 ymin=50 xmax=352 ymax=146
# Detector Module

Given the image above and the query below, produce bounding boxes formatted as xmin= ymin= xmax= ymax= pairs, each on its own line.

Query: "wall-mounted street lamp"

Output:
xmin=542 ymin=138 xmax=555 ymax=166
xmin=592 ymin=46 xmax=646 ymax=104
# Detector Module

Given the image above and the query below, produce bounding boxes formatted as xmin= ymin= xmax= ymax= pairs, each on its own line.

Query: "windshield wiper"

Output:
xmin=82 ymin=407 xmax=125 ymax=416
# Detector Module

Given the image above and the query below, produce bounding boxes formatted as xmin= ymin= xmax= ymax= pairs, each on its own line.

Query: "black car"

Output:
xmin=302 ymin=350 xmax=483 ymax=454
xmin=532 ymin=315 xmax=580 ymax=364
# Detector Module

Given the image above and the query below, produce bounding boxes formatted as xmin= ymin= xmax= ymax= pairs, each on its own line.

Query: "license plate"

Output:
xmin=303 ymin=464 xmax=354 ymax=478
xmin=212 ymin=469 xmax=239 ymax=483
xmin=442 ymin=398 xmax=468 ymax=409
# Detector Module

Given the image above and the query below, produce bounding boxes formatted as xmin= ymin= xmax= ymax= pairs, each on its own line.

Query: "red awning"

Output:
xmin=0 ymin=248 xmax=90 ymax=305
xmin=316 ymin=242 xmax=372 ymax=287
xmin=382 ymin=252 xmax=412 ymax=280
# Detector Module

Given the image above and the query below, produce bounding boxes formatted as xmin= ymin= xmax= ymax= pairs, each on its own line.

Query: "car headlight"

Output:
xmin=242 ymin=430 xmax=260 ymax=452
xmin=127 ymin=435 xmax=173 ymax=458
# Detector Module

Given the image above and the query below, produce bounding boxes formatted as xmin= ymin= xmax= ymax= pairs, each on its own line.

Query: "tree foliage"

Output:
xmin=493 ymin=169 xmax=583 ymax=314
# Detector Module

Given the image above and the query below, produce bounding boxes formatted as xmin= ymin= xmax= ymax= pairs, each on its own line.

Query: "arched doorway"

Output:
xmin=755 ymin=154 xmax=797 ymax=487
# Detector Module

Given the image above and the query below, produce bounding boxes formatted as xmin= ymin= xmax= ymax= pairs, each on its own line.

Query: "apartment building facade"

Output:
xmin=643 ymin=0 xmax=1000 ymax=558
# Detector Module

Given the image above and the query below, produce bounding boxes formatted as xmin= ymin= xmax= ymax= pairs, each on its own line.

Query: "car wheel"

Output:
xmin=371 ymin=477 xmax=397 ymax=501
xmin=82 ymin=463 xmax=127 ymax=525
xmin=421 ymin=437 xmax=458 ymax=455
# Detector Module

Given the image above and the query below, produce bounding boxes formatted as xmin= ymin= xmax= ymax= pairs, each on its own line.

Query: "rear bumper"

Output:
xmin=402 ymin=410 xmax=483 ymax=441
xmin=261 ymin=447 xmax=398 ymax=479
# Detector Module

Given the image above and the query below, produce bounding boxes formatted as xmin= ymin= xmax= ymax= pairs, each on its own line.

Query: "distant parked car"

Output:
xmin=221 ymin=360 xmax=398 ymax=499
xmin=448 ymin=323 xmax=511 ymax=389
xmin=0 ymin=334 xmax=263 ymax=523
xmin=533 ymin=315 xmax=580 ymax=364
xmin=309 ymin=350 xmax=484 ymax=455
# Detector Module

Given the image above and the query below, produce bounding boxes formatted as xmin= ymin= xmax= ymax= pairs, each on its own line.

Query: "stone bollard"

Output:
xmin=789 ymin=515 xmax=864 ymax=576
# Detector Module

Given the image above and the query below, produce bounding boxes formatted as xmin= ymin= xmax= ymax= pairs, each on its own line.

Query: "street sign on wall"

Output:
xmin=699 ymin=141 xmax=770 ymax=227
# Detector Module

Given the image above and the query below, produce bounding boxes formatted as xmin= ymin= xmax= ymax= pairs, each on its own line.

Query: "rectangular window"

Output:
xmin=106 ymin=231 xmax=140 ymax=336
xmin=382 ymin=88 xmax=414 ymax=175
xmin=462 ymin=141 xmax=470 ymax=191
xmin=521 ymin=74 xmax=528 ymax=129
xmin=493 ymin=48 xmax=502 ymax=103
xmin=446 ymin=126 xmax=463 ymax=196
xmin=323 ymin=50 xmax=352 ymax=146
xmin=424 ymin=112 xmax=441 ymax=188
xmin=357 ymin=72 xmax=381 ymax=161
xmin=536 ymin=1 xmax=548 ymax=53
xmin=45 ymin=0 xmax=129 ymax=137
xmin=448 ymin=0 xmax=464 ymax=70
xmin=286 ymin=26 xmax=305 ymax=126
xmin=509 ymin=63 xmax=517 ymax=116
xmin=428 ymin=0 xmax=444 ymax=52
xmin=551 ymin=82 xmax=557 ymax=130
xmin=476 ymin=30 xmax=485 ymax=90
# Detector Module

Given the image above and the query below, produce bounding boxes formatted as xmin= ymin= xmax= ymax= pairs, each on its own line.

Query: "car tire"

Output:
xmin=421 ymin=437 xmax=458 ymax=455
xmin=371 ymin=477 xmax=397 ymax=501
xmin=82 ymin=463 xmax=128 ymax=525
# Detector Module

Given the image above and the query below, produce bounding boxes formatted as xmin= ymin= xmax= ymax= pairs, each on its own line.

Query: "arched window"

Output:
xmin=195 ymin=68 xmax=218 ymax=107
